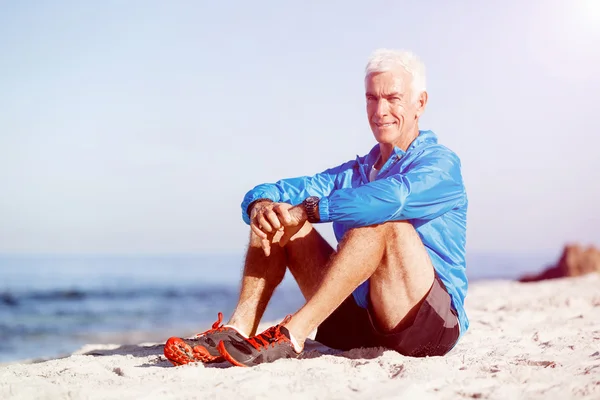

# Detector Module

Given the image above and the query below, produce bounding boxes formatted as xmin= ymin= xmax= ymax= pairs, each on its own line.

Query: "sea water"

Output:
xmin=0 ymin=252 xmax=556 ymax=363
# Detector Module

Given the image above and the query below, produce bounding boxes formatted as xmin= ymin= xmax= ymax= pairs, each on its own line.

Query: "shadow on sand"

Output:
xmin=80 ymin=339 xmax=388 ymax=369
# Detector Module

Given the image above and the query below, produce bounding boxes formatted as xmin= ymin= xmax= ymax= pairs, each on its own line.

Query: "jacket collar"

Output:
xmin=356 ymin=130 xmax=438 ymax=179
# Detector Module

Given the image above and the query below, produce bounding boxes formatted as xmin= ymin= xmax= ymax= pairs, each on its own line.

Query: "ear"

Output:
xmin=415 ymin=91 xmax=428 ymax=118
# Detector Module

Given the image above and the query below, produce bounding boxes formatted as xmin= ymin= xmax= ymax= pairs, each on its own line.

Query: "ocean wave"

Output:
xmin=0 ymin=286 xmax=238 ymax=308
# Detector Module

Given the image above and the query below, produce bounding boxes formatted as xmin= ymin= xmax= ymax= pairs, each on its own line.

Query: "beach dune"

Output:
xmin=1 ymin=274 xmax=599 ymax=400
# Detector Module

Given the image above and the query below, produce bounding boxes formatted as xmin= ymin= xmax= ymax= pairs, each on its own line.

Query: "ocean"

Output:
xmin=0 ymin=252 xmax=557 ymax=363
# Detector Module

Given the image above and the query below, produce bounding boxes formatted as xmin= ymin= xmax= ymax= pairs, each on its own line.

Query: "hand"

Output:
xmin=249 ymin=201 xmax=285 ymax=257
xmin=273 ymin=204 xmax=308 ymax=247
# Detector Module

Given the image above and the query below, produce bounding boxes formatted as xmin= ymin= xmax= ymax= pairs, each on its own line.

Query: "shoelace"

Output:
xmin=196 ymin=312 xmax=226 ymax=337
xmin=246 ymin=315 xmax=292 ymax=351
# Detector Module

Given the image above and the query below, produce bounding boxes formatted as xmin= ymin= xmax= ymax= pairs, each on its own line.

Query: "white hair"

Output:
xmin=365 ymin=49 xmax=427 ymax=102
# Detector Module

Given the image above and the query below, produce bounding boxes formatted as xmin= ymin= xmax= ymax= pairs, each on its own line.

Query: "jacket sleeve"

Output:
xmin=240 ymin=160 xmax=354 ymax=225
xmin=318 ymin=151 xmax=466 ymax=227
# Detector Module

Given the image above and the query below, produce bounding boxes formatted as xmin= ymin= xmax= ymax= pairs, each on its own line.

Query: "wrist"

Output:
xmin=293 ymin=205 xmax=308 ymax=221
xmin=247 ymin=198 xmax=272 ymax=216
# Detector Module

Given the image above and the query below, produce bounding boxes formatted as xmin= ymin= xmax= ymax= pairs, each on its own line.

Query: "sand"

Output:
xmin=1 ymin=274 xmax=599 ymax=400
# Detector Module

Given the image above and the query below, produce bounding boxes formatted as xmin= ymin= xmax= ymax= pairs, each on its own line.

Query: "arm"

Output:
xmin=319 ymin=150 xmax=466 ymax=227
xmin=240 ymin=160 xmax=354 ymax=224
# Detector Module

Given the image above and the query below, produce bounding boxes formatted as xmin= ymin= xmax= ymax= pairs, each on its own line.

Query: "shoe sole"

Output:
xmin=217 ymin=341 xmax=248 ymax=368
xmin=164 ymin=337 xmax=224 ymax=366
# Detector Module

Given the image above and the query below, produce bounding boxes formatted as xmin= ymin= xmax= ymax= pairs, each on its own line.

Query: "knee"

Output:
xmin=249 ymin=230 xmax=264 ymax=248
xmin=346 ymin=221 xmax=414 ymax=239
xmin=380 ymin=220 xmax=416 ymax=236
xmin=248 ymin=229 xmax=283 ymax=249
xmin=248 ymin=222 xmax=314 ymax=251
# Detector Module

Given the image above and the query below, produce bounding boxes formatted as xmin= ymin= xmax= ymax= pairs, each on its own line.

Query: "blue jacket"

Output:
xmin=241 ymin=130 xmax=469 ymax=337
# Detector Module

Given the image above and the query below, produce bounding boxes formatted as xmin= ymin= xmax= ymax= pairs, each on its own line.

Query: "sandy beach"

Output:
xmin=1 ymin=274 xmax=599 ymax=400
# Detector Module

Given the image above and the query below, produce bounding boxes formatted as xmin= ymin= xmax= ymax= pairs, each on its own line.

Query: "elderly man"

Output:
xmin=165 ymin=49 xmax=468 ymax=367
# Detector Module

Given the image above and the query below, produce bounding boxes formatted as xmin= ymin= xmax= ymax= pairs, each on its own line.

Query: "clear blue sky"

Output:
xmin=1 ymin=0 xmax=599 ymax=254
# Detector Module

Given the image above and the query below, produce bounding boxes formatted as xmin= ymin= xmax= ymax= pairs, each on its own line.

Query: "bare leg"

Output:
xmin=285 ymin=221 xmax=435 ymax=346
xmin=227 ymin=222 xmax=334 ymax=336
xmin=226 ymin=232 xmax=286 ymax=336
xmin=284 ymin=223 xmax=335 ymax=301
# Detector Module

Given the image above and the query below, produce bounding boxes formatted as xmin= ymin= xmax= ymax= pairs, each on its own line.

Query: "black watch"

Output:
xmin=302 ymin=196 xmax=320 ymax=223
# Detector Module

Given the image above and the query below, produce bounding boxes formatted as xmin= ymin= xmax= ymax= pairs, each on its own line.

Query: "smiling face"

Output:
xmin=365 ymin=69 xmax=427 ymax=150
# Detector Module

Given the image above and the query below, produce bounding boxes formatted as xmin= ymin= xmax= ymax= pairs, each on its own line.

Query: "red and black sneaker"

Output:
xmin=217 ymin=315 xmax=301 ymax=367
xmin=164 ymin=312 xmax=246 ymax=366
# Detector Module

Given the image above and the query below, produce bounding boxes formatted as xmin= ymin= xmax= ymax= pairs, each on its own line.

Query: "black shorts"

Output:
xmin=315 ymin=275 xmax=460 ymax=357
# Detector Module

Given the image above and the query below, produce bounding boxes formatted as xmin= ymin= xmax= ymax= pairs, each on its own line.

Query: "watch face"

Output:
xmin=304 ymin=196 xmax=320 ymax=223
xmin=306 ymin=196 xmax=319 ymax=205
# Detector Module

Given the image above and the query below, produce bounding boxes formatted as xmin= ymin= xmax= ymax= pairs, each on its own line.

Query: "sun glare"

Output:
xmin=579 ymin=0 xmax=600 ymax=24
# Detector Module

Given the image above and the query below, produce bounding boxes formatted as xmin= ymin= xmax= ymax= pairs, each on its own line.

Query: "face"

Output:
xmin=365 ymin=69 xmax=427 ymax=147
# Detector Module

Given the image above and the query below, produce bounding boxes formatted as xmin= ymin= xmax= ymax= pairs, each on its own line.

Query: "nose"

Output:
xmin=374 ymin=99 xmax=389 ymax=118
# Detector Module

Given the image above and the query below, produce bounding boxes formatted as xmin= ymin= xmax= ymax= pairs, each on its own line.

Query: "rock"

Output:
xmin=519 ymin=244 xmax=600 ymax=282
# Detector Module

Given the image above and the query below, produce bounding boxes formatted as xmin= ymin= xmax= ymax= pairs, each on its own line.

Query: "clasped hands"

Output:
xmin=249 ymin=201 xmax=308 ymax=257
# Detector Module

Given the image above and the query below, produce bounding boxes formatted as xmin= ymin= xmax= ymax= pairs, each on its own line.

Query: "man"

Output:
xmin=164 ymin=49 xmax=469 ymax=367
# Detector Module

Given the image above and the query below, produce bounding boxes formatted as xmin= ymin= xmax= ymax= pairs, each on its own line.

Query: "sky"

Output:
xmin=1 ymin=0 xmax=599 ymax=255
